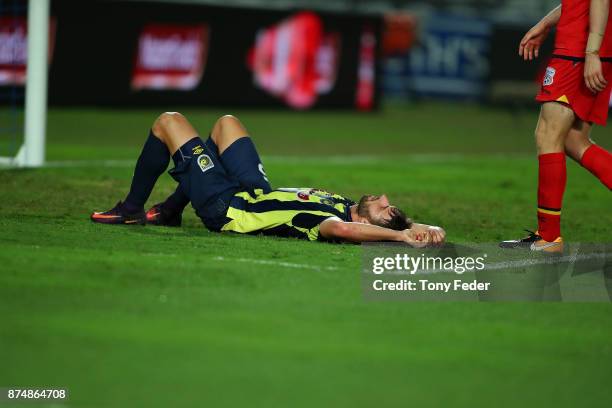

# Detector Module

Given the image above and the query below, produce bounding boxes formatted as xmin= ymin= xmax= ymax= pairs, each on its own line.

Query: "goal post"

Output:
xmin=23 ymin=0 xmax=49 ymax=167
xmin=0 ymin=0 xmax=49 ymax=167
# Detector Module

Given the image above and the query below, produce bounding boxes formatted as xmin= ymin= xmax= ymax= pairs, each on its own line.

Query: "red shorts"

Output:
xmin=536 ymin=56 xmax=612 ymax=126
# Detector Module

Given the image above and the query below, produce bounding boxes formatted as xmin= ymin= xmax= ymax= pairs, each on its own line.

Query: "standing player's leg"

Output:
xmin=210 ymin=115 xmax=271 ymax=192
xmin=500 ymin=102 xmax=574 ymax=251
xmin=534 ymin=102 xmax=575 ymax=247
xmin=91 ymin=112 xmax=199 ymax=225
xmin=565 ymin=120 xmax=612 ymax=190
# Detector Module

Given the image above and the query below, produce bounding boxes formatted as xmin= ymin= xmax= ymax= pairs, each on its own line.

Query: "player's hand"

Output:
xmin=401 ymin=224 xmax=446 ymax=247
xmin=519 ymin=23 xmax=550 ymax=61
xmin=426 ymin=225 xmax=446 ymax=245
xmin=400 ymin=228 xmax=431 ymax=248
xmin=584 ymin=54 xmax=608 ymax=93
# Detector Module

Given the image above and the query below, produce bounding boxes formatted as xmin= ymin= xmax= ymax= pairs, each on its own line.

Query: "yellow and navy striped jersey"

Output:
xmin=221 ymin=188 xmax=355 ymax=241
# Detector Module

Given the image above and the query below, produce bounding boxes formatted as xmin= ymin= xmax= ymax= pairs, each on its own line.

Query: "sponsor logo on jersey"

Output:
xmin=309 ymin=188 xmax=334 ymax=198
xmin=197 ymin=154 xmax=214 ymax=173
xmin=297 ymin=191 xmax=310 ymax=200
xmin=543 ymin=67 xmax=555 ymax=86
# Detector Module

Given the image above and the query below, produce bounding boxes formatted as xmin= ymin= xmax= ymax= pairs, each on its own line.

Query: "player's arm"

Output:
xmin=519 ymin=4 xmax=562 ymax=60
xmin=319 ymin=217 xmax=444 ymax=246
xmin=585 ymin=0 xmax=610 ymax=92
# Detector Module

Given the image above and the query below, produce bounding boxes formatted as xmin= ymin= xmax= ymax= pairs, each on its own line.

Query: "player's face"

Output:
xmin=357 ymin=194 xmax=396 ymax=226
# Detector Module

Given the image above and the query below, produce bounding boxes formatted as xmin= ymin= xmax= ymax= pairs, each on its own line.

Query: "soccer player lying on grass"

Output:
xmin=501 ymin=0 xmax=612 ymax=253
xmin=91 ymin=113 xmax=445 ymax=246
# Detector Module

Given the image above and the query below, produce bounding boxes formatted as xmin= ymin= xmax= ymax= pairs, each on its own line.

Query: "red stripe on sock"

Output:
xmin=537 ymin=152 xmax=566 ymax=241
xmin=581 ymin=144 xmax=612 ymax=190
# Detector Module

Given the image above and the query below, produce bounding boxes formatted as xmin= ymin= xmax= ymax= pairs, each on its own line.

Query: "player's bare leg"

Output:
xmin=564 ymin=119 xmax=593 ymax=161
xmin=210 ymin=115 xmax=250 ymax=154
xmin=500 ymin=102 xmax=575 ymax=252
xmin=151 ymin=112 xmax=199 ymax=155
xmin=152 ymin=112 xmax=251 ymax=155
xmin=210 ymin=114 xmax=270 ymax=190
xmin=534 ymin=102 xmax=575 ymax=155
xmin=565 ymin=119 xmax=612 ymax=190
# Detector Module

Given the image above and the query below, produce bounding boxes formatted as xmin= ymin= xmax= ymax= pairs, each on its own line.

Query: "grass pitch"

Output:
xmin=1 ymin=103 xmax=611 ymax=407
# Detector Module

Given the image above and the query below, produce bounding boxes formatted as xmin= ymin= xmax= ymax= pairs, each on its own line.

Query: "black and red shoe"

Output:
xmin=90 ymin=201 xmax=146 ymax=225
xmin=500 ymin=229 xmax=563 ymax=253
xmin=499 ymin=229 xmax=542 ymax=249
xmin=146 ymin=202 xmax=182 ymax=227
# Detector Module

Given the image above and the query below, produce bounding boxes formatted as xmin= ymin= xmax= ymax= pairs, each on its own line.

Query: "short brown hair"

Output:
xmin=380 ymin=207 xmax=412 ymax=231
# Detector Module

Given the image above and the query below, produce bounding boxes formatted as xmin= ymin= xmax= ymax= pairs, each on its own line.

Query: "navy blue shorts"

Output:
xmin=168 ymin=137 xmax=240 ymax=231
xmin=168 ymin=136 xmax=272 ymax=231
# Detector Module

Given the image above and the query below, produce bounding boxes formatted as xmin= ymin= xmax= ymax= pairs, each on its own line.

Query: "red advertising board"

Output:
xmin=131 ymin=24 xmax=209 ymax=91
xmin=0 ymin=16 xmax=55 ymax=86
xmin=355 ymin=26 xmax=376 ymax=111
xmin=248 ymin=12 xmax=341 ymax=109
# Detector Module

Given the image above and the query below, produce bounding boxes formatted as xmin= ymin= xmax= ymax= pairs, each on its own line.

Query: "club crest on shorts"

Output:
xmin=543 ymin=67 xmax=556 ymax=86
xmin=197 ymin=154 xmax=214 ymax=173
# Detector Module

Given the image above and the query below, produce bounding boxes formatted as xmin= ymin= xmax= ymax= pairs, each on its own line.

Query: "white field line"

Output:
xmin=383 ymin=252 xmax=610 ymax=275
xmin=213 ymin=256 xmax=339 ymax=272
xmin=44 ymin=159 xmax=134 ymax=168
xmin=480 ymin=252 xmax=609 ymax=271
xmin=33 ymin=156 xmax=405 ymax=168
xmin=0 ymin=153 xmax=533 ymax=169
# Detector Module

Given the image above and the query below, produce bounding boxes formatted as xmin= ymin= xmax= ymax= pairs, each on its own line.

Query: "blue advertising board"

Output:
xmin=383 ymin=14 xmax=491 ymax=100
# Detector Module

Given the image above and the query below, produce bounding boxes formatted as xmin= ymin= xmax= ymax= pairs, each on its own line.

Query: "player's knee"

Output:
xmin=535 ymin=127 xmax=566 ymax=155
xmin=153 ymin=112 xmax=184 ymax=136
xmin=212 ymin=115 xmax=247 ymax=146
xmin=215 ymin=115 xmax=242 ymax=132
xmin=565 ymin=138 xmax=592 ymax=161
xmin=537 ymin=103 xmax=574 ymax=140
xmin=535 ymin=120 xmax=564 ymax=143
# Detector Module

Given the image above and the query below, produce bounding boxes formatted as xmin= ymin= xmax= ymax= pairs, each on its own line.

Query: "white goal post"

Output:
xmin=0 ymin=0 xmax=49 ymax=167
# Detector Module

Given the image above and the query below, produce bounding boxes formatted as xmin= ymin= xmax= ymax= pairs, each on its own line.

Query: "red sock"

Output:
xmin=537 ymin=152 xmax=566 ymax=241
xmin=580 ymin=144 xmax=612 ymax=190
